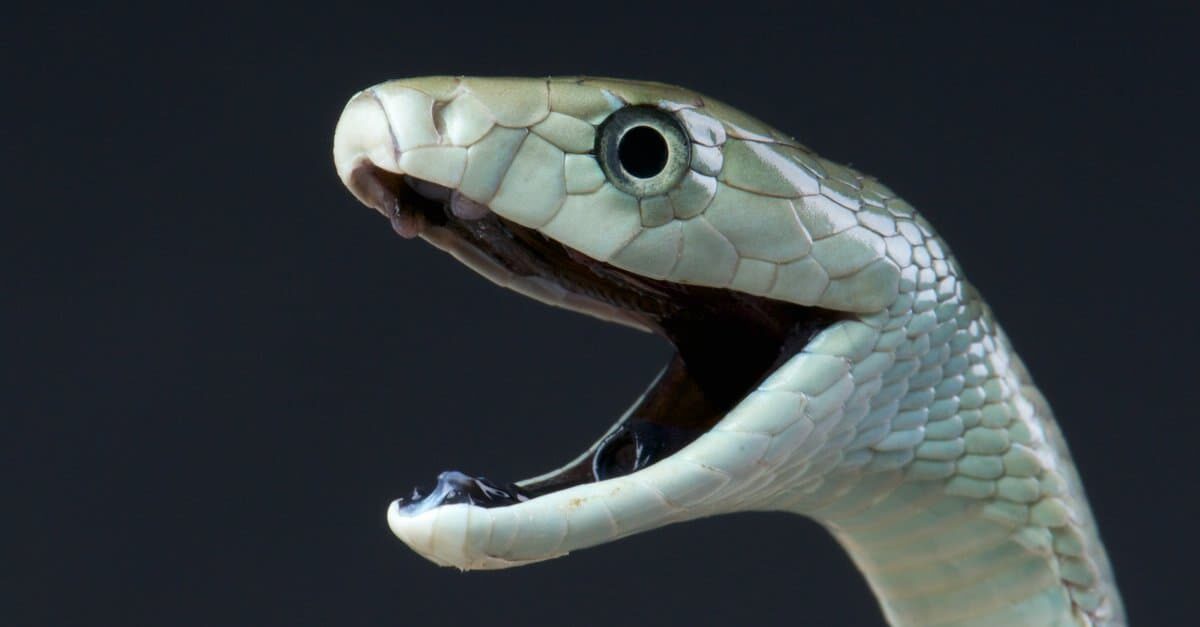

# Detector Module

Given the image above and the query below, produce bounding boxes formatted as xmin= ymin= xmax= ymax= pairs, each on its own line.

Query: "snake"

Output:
xmin=331 ymin=76 xmax=1124 ymax=626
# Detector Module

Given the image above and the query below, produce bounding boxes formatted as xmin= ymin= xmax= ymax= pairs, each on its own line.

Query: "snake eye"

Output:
xmin=597 ymin=106 xmax=691 ymax=196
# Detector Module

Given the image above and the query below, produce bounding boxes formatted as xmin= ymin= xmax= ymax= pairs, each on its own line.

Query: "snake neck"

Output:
xmin=750 ymin=280 xmax=1124 ymax=626
xmin=816 ymin=478 xmax=1111 ymax=627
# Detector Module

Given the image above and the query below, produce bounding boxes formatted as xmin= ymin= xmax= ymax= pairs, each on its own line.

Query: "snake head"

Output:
xmin=333 ymin=76 xmax=942 ymax=569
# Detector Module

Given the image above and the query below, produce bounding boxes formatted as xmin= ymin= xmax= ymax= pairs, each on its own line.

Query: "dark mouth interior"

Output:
xmin=353 ymin=164 xmax=845 ymax=511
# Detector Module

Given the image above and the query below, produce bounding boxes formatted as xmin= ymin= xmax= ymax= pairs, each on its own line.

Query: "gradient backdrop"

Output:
xmin=7 ymin=4 xmax=1197 ymax=626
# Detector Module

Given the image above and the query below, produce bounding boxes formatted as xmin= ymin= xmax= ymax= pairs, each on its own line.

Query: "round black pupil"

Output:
xmin=617 ymin=125 xmax=669 ymax=178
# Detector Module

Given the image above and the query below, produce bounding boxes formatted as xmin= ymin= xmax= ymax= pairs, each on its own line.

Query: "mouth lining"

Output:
xmin=349 ymin=163 xmax=846 ymax=512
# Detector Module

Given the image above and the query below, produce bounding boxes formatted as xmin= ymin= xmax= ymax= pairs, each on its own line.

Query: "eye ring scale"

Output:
xmin=596 ymin=106 xmax=691 ymax=197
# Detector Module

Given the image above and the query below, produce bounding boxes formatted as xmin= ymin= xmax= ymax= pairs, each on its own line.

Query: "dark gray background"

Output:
xmin=7 ymin=4 xmax=1197 ymax=626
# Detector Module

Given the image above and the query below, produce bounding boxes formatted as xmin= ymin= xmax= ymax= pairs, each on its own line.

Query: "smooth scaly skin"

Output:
xmin=332 ymin=77 xmax=1125 ymax=626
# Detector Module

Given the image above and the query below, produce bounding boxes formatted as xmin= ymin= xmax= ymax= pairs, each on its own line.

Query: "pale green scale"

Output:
xmin=489 ymin=134 xmax=565 ymax=227
xmin=460 ymin=126 xmax=526 ymax=202
xmin=530 ymin=112 xmax=594 ymax=153
xmin=437 ymin=92 xmax=494 ymax=145
xmin=638 ymin=195 xmax=674 ymax=227
xmin=332 ymin=76 xmax=1125 ymax=626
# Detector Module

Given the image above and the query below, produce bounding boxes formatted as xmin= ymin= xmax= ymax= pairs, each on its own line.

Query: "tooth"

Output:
xmin=450 ymin=191 xmax=490 ymax=220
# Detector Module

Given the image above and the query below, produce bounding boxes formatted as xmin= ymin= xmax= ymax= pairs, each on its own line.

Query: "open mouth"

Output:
xmin=349 ymin=162 xmax=846 ymax=514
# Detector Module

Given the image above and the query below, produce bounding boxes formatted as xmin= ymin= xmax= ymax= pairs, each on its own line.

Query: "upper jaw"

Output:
xmin=345 ymin=152 xmax=662 ymax=337
xmin=332 ymin=85 xmax=657 ymax=331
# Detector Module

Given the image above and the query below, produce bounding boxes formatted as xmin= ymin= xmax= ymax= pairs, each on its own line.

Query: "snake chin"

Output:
xmin=348 ymin=166 xmax=846 ymax=512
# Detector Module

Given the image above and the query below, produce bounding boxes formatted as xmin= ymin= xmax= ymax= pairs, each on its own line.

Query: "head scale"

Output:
xmin=334 ymin=77 xmax=934 ymax=315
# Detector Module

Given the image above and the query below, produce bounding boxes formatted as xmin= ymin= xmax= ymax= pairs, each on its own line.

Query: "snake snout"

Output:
xmin=334 ymin=92 xmax=438 ymax=238
xmin=332 ymin=91 xmax=398 ymax=206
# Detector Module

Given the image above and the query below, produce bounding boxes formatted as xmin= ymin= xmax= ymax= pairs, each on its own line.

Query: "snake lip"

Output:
xmin=345 ymin=162 xmax=448 ymax=239
xmin=353 ymin=168 xmax=846 ymax=512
